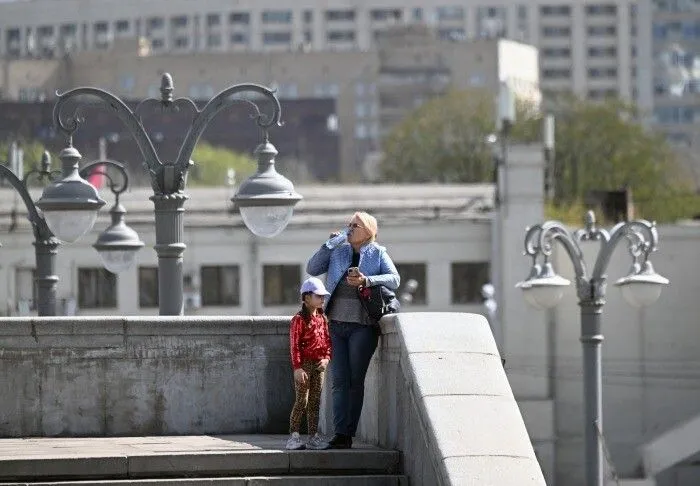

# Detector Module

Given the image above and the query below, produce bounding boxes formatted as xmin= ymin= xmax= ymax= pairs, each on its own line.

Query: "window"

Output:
xmin=94 ymin=21 xmax=108 ymax=33
xmin=60 ymin=24 xmax=77 ymax=36
xmin=262 ymin=10 xmax=293 ymax=24
xmin=542 ymin=26 xmax=571 ymax=37
xmin=540 ymin=6 xmax=570 ymax=16
xmin=263 ymin=32 xmax=291 ymax=44
xmin=263 ymin=264 xmax=301 ymax=306
xmin=451 ymin=262 xmax=490 ymax=304
xmin=201 ymin=266 xmax=240 ymax=306
xmin=588 ymin=46 xmax=616 ymax=57
xmin=171 ymin=16 xmax=188 ymax=28
xmin=587 ymin=25 xmax=616 ymax=36
xmin=586 ymin=5 xmax=617 ymax=15
xmin=15 ymin=267 xmax=37 ymax=312
xmin=174 ymin=36 xmax=189 ymax=48
xmin=436 ymin=6 xmax=464 ymax=21
xmin=303 ymin=10 xmax=313 ymax=23
xmin=78 ymin=268 xmax=117 ymax=309
xmin=395 ymin=263 xmax=427 ymax=305
xmin=229 ymin=12 xmax=250 ymax=25
xmin=115 ymin=20 xmax=130 ymax=33
xmin=542 ymin=47 xmax=571 ymax=57
xmin=370 ymin=9 xmax=401 ymax=21
xmin=207 ymin=14 xmax=221 ymax=27
xmin=147 ymin=17 xmax=164 ymax=29
xmin=37 ymin=25 xmax=54 ymax=37
xmin=231 ymin=32 xmax=248 ymax=44
xmin=542 ymin=68 xmax=571 ymax=79
xmin=327 ymin=30 xmax=355 ymax=42
xmin=151 ymin=38 xmax=164 ymax=49
xmin=326 ymin=10 xmax=355 ymax=22
xmin=138 ymin=266 xmax=158 ymax=308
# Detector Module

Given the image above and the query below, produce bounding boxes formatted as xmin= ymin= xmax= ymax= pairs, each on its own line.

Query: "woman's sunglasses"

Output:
xmin=347 ymin=223 xmax=364 ymax=229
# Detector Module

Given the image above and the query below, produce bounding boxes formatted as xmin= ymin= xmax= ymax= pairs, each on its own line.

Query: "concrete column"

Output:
xmin=570 ymin=4 xmax=587 ymax=96
xmin=356 ymin=6 xmax=370 ymax=51
xmin=617 ymin=3 xmax=632 ymax=100
xmin=496 ymin=144 xmax=554 ymax=483
xmin=636 ymin=0 xmax=654 ymax=121
xmin=249 ymin=8 xmax=262 ymax=51
xmin=312 ymin=9 xmax=324 ymax=51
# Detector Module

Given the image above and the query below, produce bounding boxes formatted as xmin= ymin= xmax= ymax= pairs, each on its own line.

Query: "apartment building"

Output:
xmin=646 ymin=1 xmax=700 ymax=143
xmin=0 ymin=0 xmax=642 ymax=103
xmin=0 ymin=30 xmax=538 ymax=180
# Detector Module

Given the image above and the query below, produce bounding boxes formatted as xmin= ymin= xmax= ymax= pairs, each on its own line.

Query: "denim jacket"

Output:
xmin=306 ymin=241 xmax=400 ymax=309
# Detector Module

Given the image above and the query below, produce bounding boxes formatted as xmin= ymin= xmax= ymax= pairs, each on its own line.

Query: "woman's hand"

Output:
xmin=318 ymin=358 xmax=330 ymax=371
xmin=294 ymin=368 xmax=308 ymax=386
xmin=347 ymin=271 xmax=367 ymax=287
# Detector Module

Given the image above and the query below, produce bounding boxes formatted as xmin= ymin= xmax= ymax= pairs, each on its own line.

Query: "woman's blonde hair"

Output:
xmin=353 ymin=211 xmax=378 ymax=243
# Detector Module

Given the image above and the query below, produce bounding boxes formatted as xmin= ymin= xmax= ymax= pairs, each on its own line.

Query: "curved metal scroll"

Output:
xmin=0 ymin=165 xmax=54 ymax=241
xmin=78 ymin=159 xmax=130 ymax=203
xmin=54 ymin=88 xmax=161 ymax=173
xmin=590 ymin=220 xmax=658 ymax=280
xmin=53 ymin=75 xmax=282 ymax=195
xmin=524 ymin=220 xmax=588 ymax=279
xmin=174 ymin=83 xmax=282 ymax=173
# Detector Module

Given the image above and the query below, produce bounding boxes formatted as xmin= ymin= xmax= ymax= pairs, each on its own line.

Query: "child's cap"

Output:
xmin=300 ymin=277 xmax=331 ymax=296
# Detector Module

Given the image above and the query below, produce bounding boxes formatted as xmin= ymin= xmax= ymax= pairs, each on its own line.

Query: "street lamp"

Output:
xmin=0 ymin=150 xmax=140 ymax=316
xmin=51 ymin=73 xmax=302 ymax=315
xmin=81 ymin=159 xmax=145 ymax=273
xmin=517 ymin=210 xmax=669 ymax=486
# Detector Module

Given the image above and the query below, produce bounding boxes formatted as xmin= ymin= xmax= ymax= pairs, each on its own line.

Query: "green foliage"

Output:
xmin=0 ymin=139 xmax=55 ymax=179
xmin=380 ymin=89 xmax=700 ymax=222
xmin=548 ymin=96 xmax=696 ymax=222
xmin=189 ymin=142 xmax=256 ymax=186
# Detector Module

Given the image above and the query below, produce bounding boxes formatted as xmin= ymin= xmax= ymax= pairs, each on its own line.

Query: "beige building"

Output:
xmin=0 ymin=29 xmax=539 ymax=180
xmin=0 ymin=0 xmax=642 ymax=103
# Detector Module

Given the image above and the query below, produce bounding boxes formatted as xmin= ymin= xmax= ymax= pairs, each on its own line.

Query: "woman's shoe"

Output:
xmin=306 ymin=433 xmax=330 ymax=450
xmin=328 ymin=433 xmax=352 ymax=449
xmin=285 ymin=432 xmax=305 ymax=450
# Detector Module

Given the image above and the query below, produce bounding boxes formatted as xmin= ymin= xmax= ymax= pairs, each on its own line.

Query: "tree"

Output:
xmin=0 ymin=139 xmax=54 ymax=180
xmin=189 ymin=142 xmax=256 ymax=186
xmin=380 ymin=89 xmax=539 ymax=183
xmin=380 ymin=89 xmax=699 ymax=222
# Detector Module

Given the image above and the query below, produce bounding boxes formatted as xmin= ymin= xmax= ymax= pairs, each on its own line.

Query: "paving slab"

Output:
xmin=0 ymin=435 xmax=396 ymax=482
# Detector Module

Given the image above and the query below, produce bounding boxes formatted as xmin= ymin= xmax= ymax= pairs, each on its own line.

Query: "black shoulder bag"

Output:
xmin=357 ymin=284 xmax=401 ymax=322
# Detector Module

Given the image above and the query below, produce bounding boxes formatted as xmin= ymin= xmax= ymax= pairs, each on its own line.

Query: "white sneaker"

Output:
xmin=285 ymin=432 xmax=305 ymax=450
xmin=306 ymin=432 xmax=330 ymax=450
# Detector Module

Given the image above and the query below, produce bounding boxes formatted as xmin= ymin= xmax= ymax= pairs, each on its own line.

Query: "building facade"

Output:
xmin=0 ymin=0 xmax=642 ymax=106
xmin=0 ymin=31 xmax=539 ymax=179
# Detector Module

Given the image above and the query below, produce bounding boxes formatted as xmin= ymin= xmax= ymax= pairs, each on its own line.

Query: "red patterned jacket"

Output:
xmin=289 ymin=312 xmax=332 ymax=369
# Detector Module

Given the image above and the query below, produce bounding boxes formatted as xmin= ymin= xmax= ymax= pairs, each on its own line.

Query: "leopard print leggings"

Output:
xmin=289 ymin=360 xmax=326 ymax=435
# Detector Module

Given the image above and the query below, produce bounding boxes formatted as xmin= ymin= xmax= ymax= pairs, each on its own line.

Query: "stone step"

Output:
xmin=1 ymin=475 xmax=408 ymax=486
xmin=0 ymin=436 xmax=401 ymax=482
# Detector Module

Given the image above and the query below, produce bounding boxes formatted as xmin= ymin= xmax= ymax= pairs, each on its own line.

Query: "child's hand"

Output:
xmin=294 ymin=368 xmax=308 ymax=386
xmin=318 ymin=359 xmax=330 ymax=370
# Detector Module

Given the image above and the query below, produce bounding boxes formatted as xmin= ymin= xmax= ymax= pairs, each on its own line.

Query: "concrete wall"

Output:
xmin=0 ymin=316 xmax=294 ymax=436
xmin=0 ymin=312 xmax=545 ymax=485
xmin=320 ymin=312 xmax=546 ymax=486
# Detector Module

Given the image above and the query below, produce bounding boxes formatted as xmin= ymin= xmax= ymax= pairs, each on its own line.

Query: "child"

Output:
xmin=285 ymin=277 xmax=332 ymax=450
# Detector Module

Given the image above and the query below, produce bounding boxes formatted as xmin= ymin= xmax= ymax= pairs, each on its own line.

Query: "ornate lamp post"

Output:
xmin=517 ymin=211 xmax=669 ymax=486
xmin=49 ymin=73 xmax=302 ymax=315
xmin=0 ymin=150 xmax=140 ymax=316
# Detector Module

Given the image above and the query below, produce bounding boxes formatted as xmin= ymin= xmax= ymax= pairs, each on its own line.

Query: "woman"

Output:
xmin=306 ymin=211 xmax=400 ymax=449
